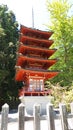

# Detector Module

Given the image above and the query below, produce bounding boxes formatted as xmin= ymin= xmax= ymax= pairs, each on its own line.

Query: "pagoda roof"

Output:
xmin=20 ymin=25 xmax=53 ymax=39
xmin=15 ymin=68 xmax=59 ymax=81
xmin=19 ymin=35 xmax=54 ymax=48
xmin=18 ymin=44 xmax=57 ymax=57
xmin=16 ymin=55 xmax=57 ymax=68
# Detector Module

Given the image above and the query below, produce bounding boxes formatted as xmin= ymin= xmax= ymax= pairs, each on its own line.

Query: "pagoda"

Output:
xmin=15 ymin=25 xmax=59 ymax=96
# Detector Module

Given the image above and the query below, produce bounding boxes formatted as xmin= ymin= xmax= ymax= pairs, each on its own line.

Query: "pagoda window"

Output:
xmin=28 ymin=78 xmax=44 ymax=92
xmin=28 ymin=79 xmax=33 ymax=91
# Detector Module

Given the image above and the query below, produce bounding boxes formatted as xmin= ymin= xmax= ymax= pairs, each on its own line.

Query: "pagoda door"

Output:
xmin=29 ymin=78 xmax=44 ymax=92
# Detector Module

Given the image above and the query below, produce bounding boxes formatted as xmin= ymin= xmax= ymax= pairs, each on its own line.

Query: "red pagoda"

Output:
xmin=15 ymin=25 xmax=59 ymax=96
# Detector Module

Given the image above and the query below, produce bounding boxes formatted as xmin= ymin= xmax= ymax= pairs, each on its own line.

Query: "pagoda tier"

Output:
xmin=16 ymin=55 xmax=57 ymax=70
xmin=17 ymin=43 xmax=57 ymax=58
xmin=15 ymin=68 xmax=59 ymax=81
xmin=15 ymin=25 xmax=59 ymax=96
xmin=19 ymin=35 xmax=54 ymax=48
xmin=15 ymin=68 xmax=59 ymax=96
xmin=20 ymin=25 xmax=53 ymax=39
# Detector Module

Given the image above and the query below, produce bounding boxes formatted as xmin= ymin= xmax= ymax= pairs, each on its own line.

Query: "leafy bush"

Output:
xmin=62 ymin=86 xmax=73 ymax=111
xmin=47 ymin=82 xmax=73 ymax=111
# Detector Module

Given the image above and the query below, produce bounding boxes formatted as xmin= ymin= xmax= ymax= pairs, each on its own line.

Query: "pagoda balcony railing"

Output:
xmin=25 ymin=67 xmax=49 ymax=72
xmin=20 ymin=43 xmax=51 ymax=51
xmin=19 ymin=86 xmax=51 ymax=96
xmin=18 ymin=52 xmax=48 ymax=60
xmin=23 ymin=43 xmax=49 ymax=49
xmin=24 ymin=54 xmax=48 ymax=60
xmin=19 ymin=88 xmax=52 ymax=96
xmin=23 ymin=67 xmax=58 ymax=72
xmin=23 ymin=91 xmax=51 ymax=96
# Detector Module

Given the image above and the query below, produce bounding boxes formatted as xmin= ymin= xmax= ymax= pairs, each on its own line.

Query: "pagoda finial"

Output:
xmin=32 ymin=6 xmax=34 ymax=28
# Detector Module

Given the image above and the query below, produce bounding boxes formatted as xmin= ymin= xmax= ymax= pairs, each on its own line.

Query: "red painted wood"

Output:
xmin=15 ymin=68 xmax=59 ymax=81
xmin=18 ymin=44 xmax=57 ymax=57
xmin=20 ymin=25 xmax=53 ymax=39
xmin=15 ymin=25 xmax=59 ymax=96
xmin=19 ymin=35 xmax=54 ymax=48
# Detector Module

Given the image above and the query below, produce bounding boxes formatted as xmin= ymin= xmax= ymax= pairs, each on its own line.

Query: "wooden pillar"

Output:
xmin=47 ymin=103 xmax=55 ymax=130
xmin=59 ymin=103 xmax=68 ymax=130
xmin=33 ymin=104 xmax=40 ymax=130
xmin=1 ymin=103 xmax=9 ymax=130
xmin=70 ymin=102 xmax=73 ymax=113
xmin=18 ymin=103 xmax=25 ymax=130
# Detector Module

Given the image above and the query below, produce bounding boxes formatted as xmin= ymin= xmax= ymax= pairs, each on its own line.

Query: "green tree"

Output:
xmin=46 ymin=0 xmax=73 ymax=86
xmin=0 ymin=4 xmax=19 ymax=104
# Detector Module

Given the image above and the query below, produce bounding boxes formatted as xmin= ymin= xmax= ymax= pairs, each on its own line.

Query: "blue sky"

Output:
xmin=0 ymin=0 xmax=73 ymax=30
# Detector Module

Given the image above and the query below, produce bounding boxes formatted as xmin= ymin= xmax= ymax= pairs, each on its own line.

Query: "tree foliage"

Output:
xmin=0 ymin=4 xmax=19 ymax=104
xmin=46 ymin=0 xmax=73 ymax=86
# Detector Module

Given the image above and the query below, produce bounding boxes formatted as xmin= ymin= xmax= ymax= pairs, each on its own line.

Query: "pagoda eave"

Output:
xmin=18 ymin=44 xmax=57 ymax=57
xmin=16 ymin=55 xmax=57 ymax=68
xmin=19 ymin=35 xmax=54 ymax=48
xmin=20 ymin=25 xmax=53 ymax=39
xmin=15 ymin=68 xmax=59 ymax=81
